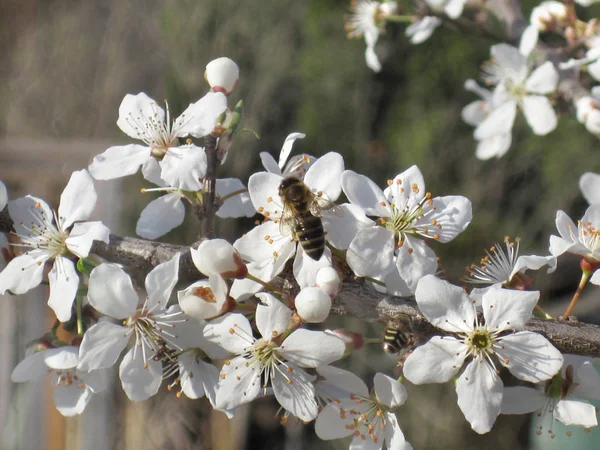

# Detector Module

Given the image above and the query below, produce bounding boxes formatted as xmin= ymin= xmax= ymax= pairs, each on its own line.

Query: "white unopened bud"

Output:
xmin=295 ymin=287 xmax=331 ymax=323
xmin=315 ymin=266 xmax=341 ymax=298
xmin=205 ymin=57 xmax=239 ymax=95
xmin=191 ymin=239 xmax=247 ymax=279
xmin=530 ymin=1 xmax=567 ymax=31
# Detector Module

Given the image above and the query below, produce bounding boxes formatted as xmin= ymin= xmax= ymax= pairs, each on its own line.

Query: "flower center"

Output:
xmin=13 ymin=203 xmax=69 ymax=259
xmin=578 ymin=219 xmax=600 ymax=255
xmin=340 ymin=394 xmax=390 ymax=444
xmin=465 ymin=327 xmax=496 ymax=359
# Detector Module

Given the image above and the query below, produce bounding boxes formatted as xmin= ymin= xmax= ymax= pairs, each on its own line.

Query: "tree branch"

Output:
xmin=1 ymin=208 xmax=599 ymax=357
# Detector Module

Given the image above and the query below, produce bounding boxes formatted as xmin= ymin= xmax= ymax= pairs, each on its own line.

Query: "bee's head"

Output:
xmin=279 ymin=177 xmax=307 ymax=202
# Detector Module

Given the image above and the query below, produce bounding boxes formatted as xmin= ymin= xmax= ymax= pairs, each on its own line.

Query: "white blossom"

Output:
xmin=203 ymin=294 xmax=345 ymax=421
xmin=78 ymin=254 xmax=187 ymax=401
xmin=549 ymin=205 xmax=600 ymax=284
xmin=315 ymin=372 xmax=412 ymax=449
xmin=12 ymin=345 xmax=108 ymax=416
xmin=88 ymin=92 xmax=227 ymax=190
xmin=346 ymin=1 xmax=398 ymax=72
xmin=405 ymin=16 xmax=442 ymax=45
xmin=502 ymin=355 xmax=600 ymax=432
xmin=0 ymin=170 xmax=109 ymax=321
xmin=464 ymin=237 xmax=556 ymax=287
xmin=341 ymin=165 xmax=472 ymax=294
xmin=403 ymin=275 xmax=563 ymax=434
xmin=230 ymin=152 xmax=345 ymax=298
xmin=476 ymin=44 xmax=559 ymax=140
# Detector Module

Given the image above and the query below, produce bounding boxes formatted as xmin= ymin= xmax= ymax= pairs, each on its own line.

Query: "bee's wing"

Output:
xmin=279 ymin=203 xmax=296 ymax=237
xmin=310 ymin=194 xmax=344 ymax=218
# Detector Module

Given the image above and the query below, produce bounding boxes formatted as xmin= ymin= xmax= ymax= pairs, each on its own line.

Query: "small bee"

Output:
xmin=382 ymin=313 xmax=416 ymax=356
xmin=278 ymin=177 xmax=342 ymax=261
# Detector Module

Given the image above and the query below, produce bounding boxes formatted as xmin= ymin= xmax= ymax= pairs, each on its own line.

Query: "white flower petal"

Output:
xmin=0 ymin=254 xmax=45 ymax=295
xmin=44 ymin=346 xmax=79 ymax=369
xmin=316 ymin=365 xmax=370 ymax=398
xmin=58 ymin=170 xmax=97 ymax=228
xmin=456 ymin=360 xmax=503 ymax=434
xmin=509 ymin=255 xmax=557 ymax=280
xmin=66 ymin=221 xmax=110 ymax=259
xmin=8 ymin=195 xmax=52 ymax=237
xmin=365 ymin=41 xmax=381 ymax=72
xmin=11 ymin=351 xmax=49 ymax=382
xmin=216 ymin=178 xmax=255 ymax=218
xmin=580 ymin=172 xmax=600 ymax=205
xmin=462 ymin=100 xmax=488 ymax=127
xmin=482 ymin=289 xmax=539 ymax=331
xmin=374 ymin=372 xmax=407 ymax=409
xmin=278 ymin=132 xmax=306 ymax=169
xmin=119 ymin=347 xmax=162 ymax=401
xmin=293 ymin=245 xmax=332 ymax=288
xmin=145 ymin=253 xmax=180 ymax=311
xmin=136 ymin=193 xmax=185 ymax=239
xmin=496 ymin=331 xmax=563 ymax=382
xmin=588 ymin=58 xmax=600 ymax=82
xmin=88 ymin=144 xmax=151 ymax=180
xmin=116 ymin=92 xmax=165 ymax=138
xmin=280 ymin=329 xmax=345 ymax=367
xmin=421 ymin=195 xmax=472 ymax=243
xmin=475 ymin=134 xmax=512 ymax=160
xmin=522 ymin=95 xmax=557 ymax=135
xmin=52 ymin=377 xmax=92 ymax=416
xmin=403 ymin=336 xmax=467 ymax=384
xmin=179 ymin=353 xmax=221 ymax=407
xmin=234 ymin=221 xmax=282 ymax=262
xmin=501 ymin=386 xmax=545 ymax=414
xmin=272 ymin=364 xmax=318 ymax=421
xmin=141 ymin=157 xmax=166 ymax=186
xmin=248 ymin=172 xmax=285 ymax=217
xmin=519 ymin=25 xmax=538 ymax=57
xmin=406 ymin=16 xmax=441 ymax=45
xmin=525 ymin=62 xmax=559 ymax=94
xmin=48 ymin=256 xmax=79 ymax=322
xmin=255 ymin=294 xmax=292 ymax=339
xmin=414 ymin=275 xmax=475 ymax=333
xmin=555 ymin=399 xmax=598 ymax=427
xmin=347 ymin=226 xmax=395 ymax=277
xmin=77 ymin=321 xmax=130 ymax=371
xmin=474 ymin=100 xmax=517 ymax=140
xmin=341 ymin=170 xmax=392 ymax=217
xmin=315 ymin=403 xmax=352 ymax=440
xmin=322 ymin=203 xmax=373 ymax=250
xmin=384 ymin=412 xmax=413 ymax=450
xmin=174 ymin=92 xmax=227 ymax=138
xmin=159 ymin=145 xmax=206 ymax=191
xmin=215 ymin=356 xmax=261 ymax=410
xmin=203 ymin=313 xmax=254 ymax=355
xmin=303 ymin=152 xmax=344 ymax=201
xmin=445 ymin=0 xmax=465 ymax=18
xmin=491 ymin=44 xmax=529 ymax=83
xmin=395 ymin=236 xmax=438 ymax=290
xmin=260 ymin=152 xmax=281 ymax=174
xmin=384 ymin=165 xmax=426 ymax=208
xmin=575 ymin=361 xmax=600 ymax=401
xmin=88 ymin=263 xmax=138 ymax=319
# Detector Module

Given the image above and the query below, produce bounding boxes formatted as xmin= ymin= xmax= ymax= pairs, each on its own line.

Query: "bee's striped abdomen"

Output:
xmin=294 ymin=211 xmax=325 ymax=261
xmin=382 ymin=327 xmax=410 ymax=354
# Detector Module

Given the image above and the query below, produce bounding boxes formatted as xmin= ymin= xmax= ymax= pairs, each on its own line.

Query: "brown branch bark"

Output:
xmin=2 ymin=209 xmax=600 ymax=357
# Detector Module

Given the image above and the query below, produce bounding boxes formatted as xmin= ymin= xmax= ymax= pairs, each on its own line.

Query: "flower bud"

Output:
xmin=205 ymin=57 xmax=239 ymax=95
xmin=191 ymin=239 xmax=247 ymax=279
xmin=530 ymin=1 xmax=568 ymax=31
xmin=295 ymin=286 xmax=332 ymax=323
xmin=315 ymin=266 xmax=341 ymax=298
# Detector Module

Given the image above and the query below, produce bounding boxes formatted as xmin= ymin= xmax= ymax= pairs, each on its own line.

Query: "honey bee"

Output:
xmin=382 ymin=313 xmax=417 ymax=356
xmin=278 ymin=177 xmax=342 ymax=261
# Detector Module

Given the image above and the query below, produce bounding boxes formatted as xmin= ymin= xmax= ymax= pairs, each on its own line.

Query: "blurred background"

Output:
xmin=1 ymin=0 xmax=600 ymax=449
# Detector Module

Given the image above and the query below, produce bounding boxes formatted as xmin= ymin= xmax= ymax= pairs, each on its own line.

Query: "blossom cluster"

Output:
xmin=2 ymin=52 xmax=600 ymax=450
xmin=347 ymin=0 xmax=600 ymax=160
